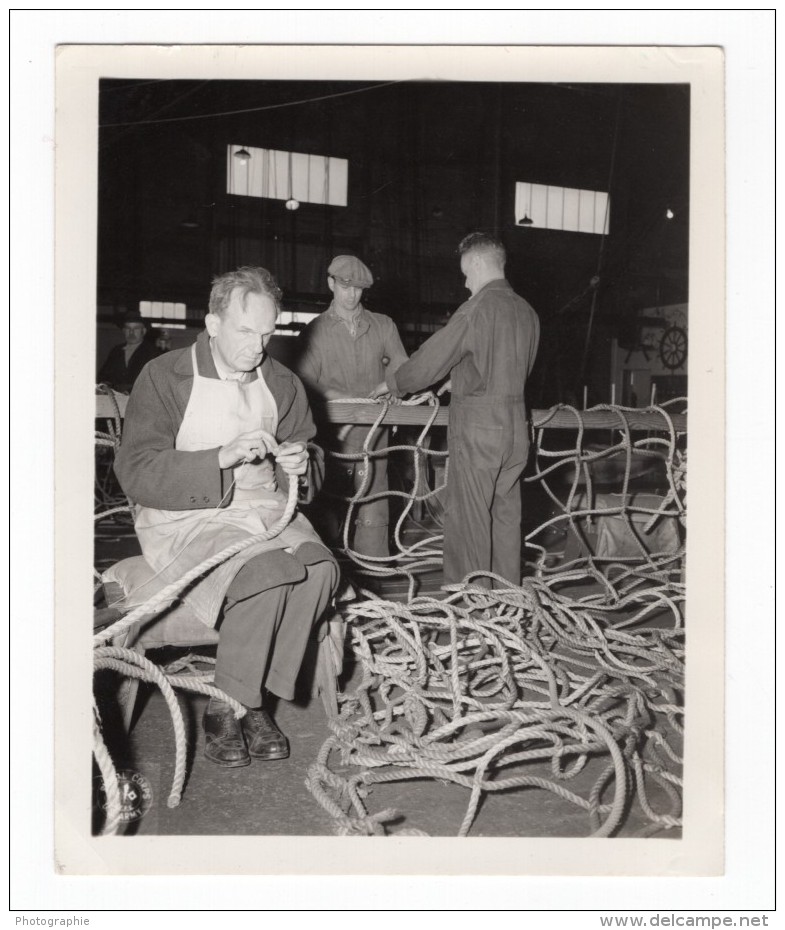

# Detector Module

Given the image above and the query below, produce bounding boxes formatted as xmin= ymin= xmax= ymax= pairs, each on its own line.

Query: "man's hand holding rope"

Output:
xmin=370 ymin=380 xmax=402 ymax=403
xmin=217 ymin=428 xmax=279 ymax=468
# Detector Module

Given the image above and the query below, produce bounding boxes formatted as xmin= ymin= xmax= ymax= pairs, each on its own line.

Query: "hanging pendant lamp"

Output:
xmin=285 ymin=150 xmax=300 ymax=211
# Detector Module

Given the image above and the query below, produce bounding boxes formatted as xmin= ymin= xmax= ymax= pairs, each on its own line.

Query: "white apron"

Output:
xmin=134 ymin=345 xmax=324 ymax=627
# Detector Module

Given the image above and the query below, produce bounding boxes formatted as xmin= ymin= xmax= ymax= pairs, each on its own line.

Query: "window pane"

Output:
xmin=562 ymin=187 xmax=580 ymax=232
xmin=327 ymin=157 xmax=348 ymax=207
xmin=546 ymin=186 xmax=564 ymax=230
xmin=516 ymin=179 xmax=609 ymax=235
xmin=227 ymin=145 xmax=347 ymax=207
xmin=514 ymin=181 xmax=532 ymax=223
xmin=530 ymin=184 xmax=548 ymax=227
xmin=577 ymin=189 xmax=596 ymax=234
xmin=595 ymin=191 xmax=610 ymax=234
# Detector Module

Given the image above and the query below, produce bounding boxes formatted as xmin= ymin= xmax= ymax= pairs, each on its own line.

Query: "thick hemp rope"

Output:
xmin=323 ymin=393 xmax=448 ymax=599
xmin=303 ymin=398 xmax=685 ymax=836
xmin=306 ymin=568 xmax=683 ymax=837
xmin=94 ymin=387 xmax=685 ymax=837
xmin=92 ymin=474 xmax=300 ymax=831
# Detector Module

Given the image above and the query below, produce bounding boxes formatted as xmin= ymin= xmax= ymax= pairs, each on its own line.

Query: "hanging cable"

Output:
xmin=578 ymin=89 xmax=624 ymax=387
xmin=101 ymin=79 xmax=410 ymax=128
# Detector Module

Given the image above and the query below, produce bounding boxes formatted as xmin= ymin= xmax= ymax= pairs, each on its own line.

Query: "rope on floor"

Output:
xmin=92 ymin=477 xmax=299 ymax=832
xmin=93 ymin=390 xmax=686 ymax=836
xmin=92 ymin=702 xmax=122 ymax=836
xmin=306 ymin=565 xmax=684 ymax=837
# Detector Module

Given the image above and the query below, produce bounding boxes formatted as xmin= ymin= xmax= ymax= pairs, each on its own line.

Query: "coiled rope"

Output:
xmin=94 ymin=388 xmax=686 ymax=837
xmin=92 ymin=475 xmax=299 ymax=833
xmin=306 ymin=569 xmax=683 ymax=837
xmin=303 ymin=397 xmax=685 ymax=836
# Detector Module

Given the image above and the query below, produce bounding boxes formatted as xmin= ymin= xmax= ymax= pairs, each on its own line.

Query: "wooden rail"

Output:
xmin=318 ymin=402 xmax=686 ymax=432
xmin=96 ymin=392 xmax=686 ymax=432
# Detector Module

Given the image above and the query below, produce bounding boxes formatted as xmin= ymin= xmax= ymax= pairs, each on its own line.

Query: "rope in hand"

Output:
xmin=93 ymin=389 xmax=686 ymax=836
xmin=303 ymin=397 xmax=686 ymax=836
xmin=92 ymin=471 xmax=300 ymax=833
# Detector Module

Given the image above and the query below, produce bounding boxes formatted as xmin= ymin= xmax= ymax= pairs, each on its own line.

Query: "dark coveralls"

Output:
xmin=297 ymin=304 xmax=408 ymax=557
xmin=387 ymin=279 xmax=540 ymax=588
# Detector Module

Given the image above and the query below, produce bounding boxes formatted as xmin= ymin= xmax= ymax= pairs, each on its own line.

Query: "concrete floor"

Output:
xmin=95 ymin=656 xmax=680 ymax=839
xmin=94 ymin=529 xmax=681 ymax=839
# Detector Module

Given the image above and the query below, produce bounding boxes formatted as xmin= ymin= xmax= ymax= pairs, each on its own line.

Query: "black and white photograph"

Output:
xmin=47 ymin=39 xmax=732 ymax=885
xmin=89 ymin=67 xmax=694 ymax=841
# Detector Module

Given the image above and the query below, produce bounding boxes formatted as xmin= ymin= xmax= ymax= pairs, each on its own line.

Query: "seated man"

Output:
xmin=114 ymin=267 xmax=339 ymax=769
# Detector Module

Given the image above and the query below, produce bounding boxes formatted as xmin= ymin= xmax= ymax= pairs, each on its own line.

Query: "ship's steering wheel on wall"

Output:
xmin=659 ymin=325 xmax=688 ymax=370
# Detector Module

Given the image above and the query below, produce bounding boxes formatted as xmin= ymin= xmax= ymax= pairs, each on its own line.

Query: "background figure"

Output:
xmin=114 ymin=267 xmax=338 ymax=769
xmin=373 ymin=233 xmax=540 ymax=589
xmin=97 ymin=309 xmax=161 ymax=393
xmin=296 ymin=255 xmax=408 ymax=558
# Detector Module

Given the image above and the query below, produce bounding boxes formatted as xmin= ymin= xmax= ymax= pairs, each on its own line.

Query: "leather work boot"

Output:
xmin=241 ymin=708 xmax=290 ymax=761
xmin=202 ymin=700 xmax=251 ymax=768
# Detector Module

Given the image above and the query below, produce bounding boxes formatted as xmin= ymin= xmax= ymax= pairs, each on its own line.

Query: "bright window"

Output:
xmin=227 ymin=145 xmax=348 ymax=207
xmin=139 ymin=300 xmax=187 ymax=329
xmin=515 ymin=182 xmax=610 ymax=235
xmin=275 ymin=309 xmax=319 ymax=336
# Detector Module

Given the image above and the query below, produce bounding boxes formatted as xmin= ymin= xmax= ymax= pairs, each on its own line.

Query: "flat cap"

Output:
xmin=328 ymin=255 xmax=373 ymax=289
xmin=118 ymin=309 xmax=147 ymax=328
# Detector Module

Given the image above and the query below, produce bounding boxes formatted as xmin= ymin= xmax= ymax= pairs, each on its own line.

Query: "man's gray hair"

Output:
xmin=208 ymin=266 xmax=283 ymax=317
xmin=458 ymin=232 xmax=507 ymax=267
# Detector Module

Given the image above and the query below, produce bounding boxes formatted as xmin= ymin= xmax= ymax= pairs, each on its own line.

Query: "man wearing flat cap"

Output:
xmin=296 ymin=255 xmax=407 ymax=558
xmin=98 ymin=309 xmax=162 ymax=393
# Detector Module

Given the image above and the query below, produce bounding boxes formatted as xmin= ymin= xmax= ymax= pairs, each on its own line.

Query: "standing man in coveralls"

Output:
xmin=115 ymin=267 xmax=339 ymax=768
xmin=296 ymin=255 xmax=408 ymax=558
xmin=372 ymin=233 xmax=540 ymax=589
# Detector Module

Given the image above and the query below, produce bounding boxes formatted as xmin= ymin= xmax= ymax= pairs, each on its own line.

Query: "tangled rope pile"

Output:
xmin=306 ymin=567 xmax=683 ymax=837
xmin=304 ymin=396 xmax=686 ymax=836
xmin=526 ymin=399 xmax=687 ymax=579
xmin=321 ymin=396 xmax=686 ymax=588
xmin=93 ymin=386 xmax=686 ymax=837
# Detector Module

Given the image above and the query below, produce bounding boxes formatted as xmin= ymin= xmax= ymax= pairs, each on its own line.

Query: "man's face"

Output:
xmin=206 ymin=289 xmax=278 ymax=373
xmin=123 ymin=322 xmax=147 ymax=347
xmin=460 ymin=251 xmax=480 ymax=296
xmin=328 ymin=276 xmax=363 ymax=315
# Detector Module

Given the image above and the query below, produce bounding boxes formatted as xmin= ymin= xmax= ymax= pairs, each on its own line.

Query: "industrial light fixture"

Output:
xmin=234 ymin=147 xmax=251 ymax=163
xmin=665 ymin=208 xmax=674 ymax=219
xmin=518 ymin=213 xmax=534 ymax=226
xmin=285 ymin=150 xmax=300 ymax=211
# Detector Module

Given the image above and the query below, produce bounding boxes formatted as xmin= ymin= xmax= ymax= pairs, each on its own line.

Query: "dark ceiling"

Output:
xmin=97 ymin=77 xmax=690 ymax=399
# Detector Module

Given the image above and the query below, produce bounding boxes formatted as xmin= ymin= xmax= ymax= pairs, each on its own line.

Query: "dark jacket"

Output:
xmin=97 ymin=340 xmax=162 ymax=393
xmin=114 ymin=331 xmax=325 ymax=511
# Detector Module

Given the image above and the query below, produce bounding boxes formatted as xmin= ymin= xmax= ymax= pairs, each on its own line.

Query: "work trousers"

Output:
xmin=213 ymin=556 xmax=339 ymax=707
xmin=443 ymin=398 xmax=530 ymax=590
